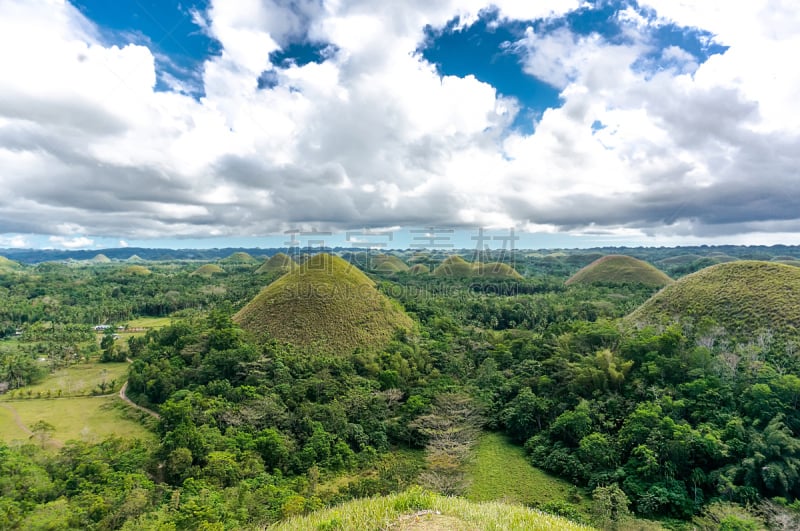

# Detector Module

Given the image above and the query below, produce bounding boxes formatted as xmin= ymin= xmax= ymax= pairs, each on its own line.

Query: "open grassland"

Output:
xmin=466 ymin=433 xmax=590 ymax=515
xmin=629 ymin=260 xmax=800 ymax=340
xmin=267 ymin=487 xmax=595 ymax=531
xmin=0 ymin=397 xmax=154 ymax=446
xmin=2 ymin=362 xmax=129 ymax=398
xmin=124 ymin=316 xmax=173 ymax=329
xmin=566 ymin=255 xmax=672 ymax=287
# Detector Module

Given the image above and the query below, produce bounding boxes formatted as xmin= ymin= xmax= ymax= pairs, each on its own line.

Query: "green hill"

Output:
xmin=267 ymin=487 xmax=594 ymax=531
xmin=628 ymin=261 xmax=800 ymax=339
xmin=432 ymin=256 xmax=474 ymax=277
xmin=408 ymin=264 xmax=430 ymax=275
xmin=0 ymin=256 xmax=21 ymax=270
xmin=191 ymin=264 xmax=224 ymax=277
xmin=255 ymin=253 xmax=295 ymax=274
xmin=121 ymin=265 xmax=151 ymax=276
xmin=92 ymin=254 xmax=111 ymax=263
xmin=657 ymin=254 xmax=704 ymax=266
xmin=566 ymin=255 xmax=672 ymax=287
xmin=233 ymin=253 xmax=413 ymax=352
xmin=220 ymin=252 xmax=257 ymax=264
xmin=373 ymin=254 xmax=410 ymax=273
xmin=473 ymin=262 xmax=524 ymax=279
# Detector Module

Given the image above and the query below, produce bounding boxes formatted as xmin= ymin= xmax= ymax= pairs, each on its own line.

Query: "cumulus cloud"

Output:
xmin=0 ymin=0 xmax=798 ymax=246
xmin=49 ymin=236 xmax=95 ymax=249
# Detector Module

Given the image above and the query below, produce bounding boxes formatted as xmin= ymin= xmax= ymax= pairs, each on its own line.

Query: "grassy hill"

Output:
xmin=432 ymin=256 xmax=474 ymax=277
xmin=566 ymin=255 xmax=672 ymax=287
xmin=92 ymin=254 xmax=111 ymax=263
xmin=408 ymin=264 xmax=430 ymax=275
xmin=256 ymin=253 xmax=296 ymax=274
xmin=121 ymin=265 xmax=152 ymax=276
xmin=220 ymin=251 xmax=258 ymax=264
xmin=191 ymin=264 xmax=225 ymax=277
xmin=474 ymin=262 xmax=524 ymax=279
xmin=267 ymin=487 xmax=595 ymax=530
xmin=233 ymin=253 xmax=413 ymax=352
xmin=373 ymin=254 xmax=410 ymax=274
xmin=628 ymin=261 xmax=800 ymax=339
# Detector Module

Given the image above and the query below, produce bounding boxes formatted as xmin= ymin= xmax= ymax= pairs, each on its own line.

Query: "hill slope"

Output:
xmin=566 ymin=255 xmax=672 ymax=287
xmin=191 ymin=264 xmax=224 ymax=277
xmin=267 ymin=488 xmax=594 ymax=530
xmin=628 ymin=261 xmax=800 ymax=339
xmin=220 ymin=251 xmax=258 ymax=264
xmin=234 ymin=254 xmax=413 ymax=351
xmin=255 ymin=253 xmax=295 ymax=274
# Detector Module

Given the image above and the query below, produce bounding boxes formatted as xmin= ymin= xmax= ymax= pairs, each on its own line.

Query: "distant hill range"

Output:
xmin=3 ymin=244 xmax=800 ymax=265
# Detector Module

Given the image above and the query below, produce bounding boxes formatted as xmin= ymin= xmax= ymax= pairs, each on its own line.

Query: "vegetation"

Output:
xmin=268 ymin=487 xmax=596 ymax=530
xmin=121 ymin=265 xmax=152 ymax=276
xmin=3 ymin=246 xmax=800 ymax=528
xmin=234 ymin=253 xmax=414 ymax=351
xmin=566 ymin=255 xmax=672 ymax=287
xmin=467 ymin=432 xmax=590 ymax=516
xmin=629 ymin=260 xmax=800 ymax=340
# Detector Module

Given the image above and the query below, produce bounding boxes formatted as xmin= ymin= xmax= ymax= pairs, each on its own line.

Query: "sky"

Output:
xmin=0 ymin=0 xmax=799 ymax=250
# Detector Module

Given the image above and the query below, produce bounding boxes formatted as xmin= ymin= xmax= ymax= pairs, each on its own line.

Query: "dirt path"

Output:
xmin=0 ymin=402 xmax=33 ymax=436
xmin=118 ymin=381 xmax=160 ymax=419
xmin=0 ymin=402 xmax=64 ymax=448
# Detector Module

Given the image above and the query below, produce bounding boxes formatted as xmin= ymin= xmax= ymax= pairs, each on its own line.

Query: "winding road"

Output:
xmin=118 ymin=381 xmax=160 ymax=419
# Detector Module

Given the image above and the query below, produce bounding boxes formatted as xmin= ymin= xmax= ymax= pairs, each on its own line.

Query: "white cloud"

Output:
xmin=49 ymin=236 xmax=94 ymax=249
xmin=0 ymin=235 xmax=28 ymax=248
xmin=0 ymin=0 xmax=798 ymax=246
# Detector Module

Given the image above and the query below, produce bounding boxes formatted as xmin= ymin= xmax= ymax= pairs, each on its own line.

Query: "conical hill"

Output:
xmin=628 ymin=261 xmax=800 ymax=339
xmin=566 ymin=255 xmax=672 ymax=287
xmin=233 ymin=254 xmax=413 ymax=351
xmin=256 ymin=253 xmax=296 ymax=274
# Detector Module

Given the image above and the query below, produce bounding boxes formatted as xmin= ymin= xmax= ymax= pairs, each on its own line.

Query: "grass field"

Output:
xmin=3 ymin=362 xmax=129 ymax=398
xmin=466 ymin=433 xmax=591 ymax=514
xmin=124 ymin=316 xmax=173 ymax=329
xmin=268 ymin=487 xmax=596 ymax=530
xmin=0 ymin=396 xmax=154 ymax=446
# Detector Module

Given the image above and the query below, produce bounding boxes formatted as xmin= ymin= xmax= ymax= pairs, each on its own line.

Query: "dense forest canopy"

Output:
xmin=2 ymin=247 xmax=800 ymax=529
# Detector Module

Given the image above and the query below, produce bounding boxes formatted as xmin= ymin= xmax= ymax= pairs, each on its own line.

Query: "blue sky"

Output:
xmin=0 ymin=0 xmax=798 ymax=250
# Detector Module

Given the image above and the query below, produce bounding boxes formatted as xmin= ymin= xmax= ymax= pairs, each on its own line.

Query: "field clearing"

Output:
xmin=0 ymin=396 xmax=154 ymax=446
xmin=3 ymin=362 xmax=129 ymax=398
xmin=124 ymin=316 xmax=173 ymax=329
xmin=466 ymin=432 xmax=590 ymax=515
xmin=0 ymin=404 xmax=31 ymax=440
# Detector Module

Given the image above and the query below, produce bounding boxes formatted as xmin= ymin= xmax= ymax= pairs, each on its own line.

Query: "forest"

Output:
xmin=2 ymin=246 xmax=800 ymax=530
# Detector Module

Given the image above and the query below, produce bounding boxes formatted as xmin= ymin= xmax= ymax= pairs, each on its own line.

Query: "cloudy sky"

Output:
xmin=1 ymin=0 xmax=798 ymax=250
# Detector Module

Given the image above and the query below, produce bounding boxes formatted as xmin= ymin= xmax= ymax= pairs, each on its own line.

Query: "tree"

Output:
xmin=592 ymin=484 xmax=631 ymax=530
xmin=30 ymin=420 xmax=55 ymax=449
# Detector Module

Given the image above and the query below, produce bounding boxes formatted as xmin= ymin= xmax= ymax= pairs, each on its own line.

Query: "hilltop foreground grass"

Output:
xmin=628 ymin=261 xmax=800 ymax=339
xmin=234 ymin=253 xmax=413 ymax=351
xmin=566 ymin=255 xmax=672 ymax=287
xmin=267 ymin=487 xmax=595 ymax=531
